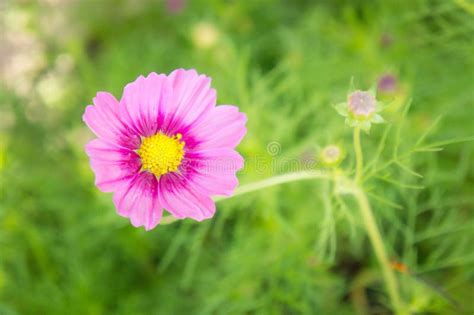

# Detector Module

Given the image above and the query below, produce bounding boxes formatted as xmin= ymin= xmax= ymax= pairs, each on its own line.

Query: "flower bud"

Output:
xmin=348 ymin=90 xmax=376 ymax=118
xmin=377 ymin=74 xmax=397 ymax=94
xmin=166 ymin=0 xmax=186 ymax=14
xmin=320 ymin=145 xmax=345 ymax=167
xmin=334 ymin=86 xmax=386 ymax=133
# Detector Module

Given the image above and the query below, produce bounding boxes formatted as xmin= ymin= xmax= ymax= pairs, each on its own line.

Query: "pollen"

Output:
xmin=137 ymin=133 xmax=185 ymax=177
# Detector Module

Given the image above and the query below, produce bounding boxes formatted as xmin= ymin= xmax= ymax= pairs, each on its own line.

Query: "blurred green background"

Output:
xmin=1 ymin=0 xmax=473 ymax=314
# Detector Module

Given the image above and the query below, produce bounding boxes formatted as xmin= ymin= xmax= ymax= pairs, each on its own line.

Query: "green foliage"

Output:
xmin=0 ymin=0 xmax=473 ymax=314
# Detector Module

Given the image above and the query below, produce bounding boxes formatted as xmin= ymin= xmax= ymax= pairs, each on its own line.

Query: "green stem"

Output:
xmin=160 ymin=170 xmax=329 ymax=224
xmin=353 ymin=127 xmax=364 ymax=183
xmin=352 ymin=127 xmax=406 ymax=314
xmin=352 ymin=187 xmax=406 ymax=315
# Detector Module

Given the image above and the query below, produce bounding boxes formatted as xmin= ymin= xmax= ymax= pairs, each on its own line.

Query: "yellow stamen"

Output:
xmin=137 ymin=133 xmax=185 ymax=177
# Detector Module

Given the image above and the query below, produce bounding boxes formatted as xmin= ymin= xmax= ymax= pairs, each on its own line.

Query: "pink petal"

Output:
xmin=158 ymin=173 xmax=216 ymax=221
xmin=183 ymin=148 xmax=244 ymax=196
xmin=85 ymin=139 xmax=141 ymax=192
xmin=113 ymin=172 xmax=163 ymax=230
xmin=120 ymin=72 xmax=171 ymax=137
xmin=83 ymin=92 xmax=139 ymax=149
xmin=161 ymin=69 xmax=216 ymax=134
xmin=187 ymin=105 xmax=247 ymax=150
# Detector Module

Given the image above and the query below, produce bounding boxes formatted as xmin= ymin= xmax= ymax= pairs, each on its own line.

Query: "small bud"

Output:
xmin=379 ymin=33 xmax=393 ymax=49
xmin=377 ymin=74 xmax=397 ymax=94
xmin=166 ymin=0 xmax=186 ymax=14
xmin=320 ymin=145 xmax=345 ymax=167
xmin=334 ymin=87 xmax=386 ymax=133
xmin=348 ymin=90 xmax=376 ymax=118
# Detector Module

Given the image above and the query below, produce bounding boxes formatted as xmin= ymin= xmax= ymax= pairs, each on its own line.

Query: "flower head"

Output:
xmin=348 ymin=90 xmax=376 ymax=118
xmin=334 ymin=88 xmax=385 ymax=133
xmin=83 ymin=69 xmax=247 ymax=230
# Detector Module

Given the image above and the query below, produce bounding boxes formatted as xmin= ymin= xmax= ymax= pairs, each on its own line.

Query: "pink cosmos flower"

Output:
xmin=83 ymin=69 xmax=247 ymax=230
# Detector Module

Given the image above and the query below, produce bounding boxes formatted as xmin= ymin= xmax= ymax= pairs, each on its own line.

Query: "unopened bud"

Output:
xmin=320 ymin=145 xmax=344 ymax=167
xmin=377 ymin=74 xmax=397 ymax=94
xmin=348 ymin=90 xmax=376 ymax=118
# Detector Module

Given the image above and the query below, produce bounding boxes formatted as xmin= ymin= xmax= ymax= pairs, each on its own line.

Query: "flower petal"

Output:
xmin=187 ymin=105 xmax=247 ymax=150
xmin=158 ymin=173 xmax=216 ymax=221
xmin=113 ymin=172 xmax=163 ymax=230
xmin=161 ymin=69 xmax=216 ymax=134
xmin=83 ymin=92 xmax=139 ymax=149
xmin=85 ymin=139 xmax=141 ymax=192
xmin=120 ymin=72 xmax=171 ymax=137
xmin=183 ymin=148 xmax=244 ymax=196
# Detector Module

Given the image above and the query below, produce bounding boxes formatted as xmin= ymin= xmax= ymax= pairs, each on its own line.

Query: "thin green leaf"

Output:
xmin=375 ymin=175 xmax=425 ymax=190
xmin=367 ymin=191 xmax=404 ymax=209
xmin=417 ymin=135 xmax=474 ymax=151
xmin=395 ymin=161 xmax=424 ymax=178
xmin=415 ymin=115 xmax=443 ymax=147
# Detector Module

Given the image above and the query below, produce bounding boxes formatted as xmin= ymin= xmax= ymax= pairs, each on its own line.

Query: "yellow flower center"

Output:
xmin=137 ymin=133 xmax=185 ymax=177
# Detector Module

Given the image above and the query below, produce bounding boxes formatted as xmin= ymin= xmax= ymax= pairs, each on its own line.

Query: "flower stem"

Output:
xmin=351 ymin=126 xmax=406 ymax=314
xmin=160 ymin=171 xmax=329 ymax=224
xmin=352 ymin=187 xmax=406 ymax=315
xmin=215 ymin=170 xmax=330 ymax=202
xmin=353 ymin=127 xmax=364 ymax=183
